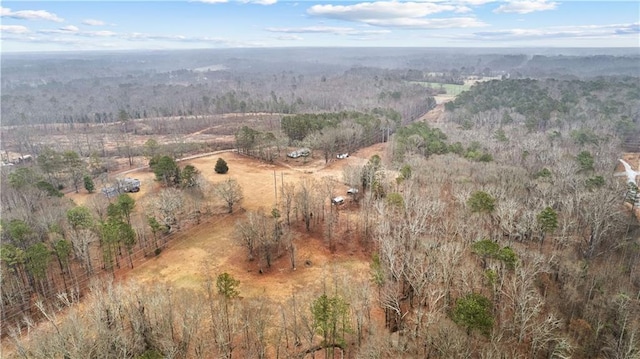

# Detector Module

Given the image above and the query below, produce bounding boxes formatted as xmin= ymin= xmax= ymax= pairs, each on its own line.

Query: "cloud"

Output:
xmin=239 ymin=0 xmax=277 ymax=4
xmin=307 ymin=1 xmax=487 ymax=29
xmin=454 ymin=6 xmax=473 ymax=13
xmin=84 ymin=31 xmax=118 ymax=37
xmin=194 ymin=0 xmax=276 ymax=4
xmin=60 ymin=25 xmax=79 ymax=32
xmin=40 ymin=27 xmax=116 ymax=36
xmin=274 ymin=34 xmax=304 ymax=41
xmin=454 ymin=0 xmax=496 ymax=4
xmin=308 ymin=2 xmax=457 ymax=20
xmin=0 ymin=6 xmax=64 ymax=22
xmin=0 ymin=25 xmax=30 ymax=34
xmin=471 ymin=22 xmax=640 ymax=41
xmin=614 ymin=23 xmax=640 ymax=35
xmin=82 ymin=19 xmax=105 ymax=26
xmin=266 ymin=26 xmax=391 ymax=35
xmin=367 ymin=17 xmax=487 ymax=28
xmin=494 ymin=0 xmax=557 ymax=14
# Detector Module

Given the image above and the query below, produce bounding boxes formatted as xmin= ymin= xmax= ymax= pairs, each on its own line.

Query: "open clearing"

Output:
xmin=70 ymin=145 xmax=386 ymax=303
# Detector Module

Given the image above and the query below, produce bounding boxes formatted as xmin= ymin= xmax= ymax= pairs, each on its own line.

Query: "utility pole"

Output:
xmin=274 ymin=170 xmax=278 ymax=206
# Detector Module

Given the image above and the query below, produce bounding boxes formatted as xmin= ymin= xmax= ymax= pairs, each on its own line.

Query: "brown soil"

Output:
xmin=418 ymin=103 xmax=447 ymax=123
xmin=88 ymin=147 xmax=387 ymax=303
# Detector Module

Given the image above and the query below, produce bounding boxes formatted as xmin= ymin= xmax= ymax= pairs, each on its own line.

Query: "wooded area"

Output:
xmin=1 ymin=48 xmax=639 ymax=358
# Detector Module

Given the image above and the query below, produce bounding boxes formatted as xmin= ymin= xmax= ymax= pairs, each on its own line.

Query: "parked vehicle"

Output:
xmin=102 ymin=177 xmax=141 ymax=197
xmin=287 ymin=148 xmax=311 ymax=158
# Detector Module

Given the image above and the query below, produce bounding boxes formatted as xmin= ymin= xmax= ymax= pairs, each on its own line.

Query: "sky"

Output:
xmin=0 ymin=0 xmax=638 ymax=52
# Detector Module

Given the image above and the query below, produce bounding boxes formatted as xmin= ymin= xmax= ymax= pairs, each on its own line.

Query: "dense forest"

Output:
xmin=1 ymin=49 xmax=640 ymax=358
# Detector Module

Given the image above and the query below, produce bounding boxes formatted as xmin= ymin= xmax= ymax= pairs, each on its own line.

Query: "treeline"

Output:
xmin=281 ymin=109 xmax=400 ymax=144
xmin=1 ymin=63 xmax=435 ymax=126
xmin=6 ymin=273 xmax=373 ymax=359
xmin=445 ymin=77 xmax=640 ymax=136
xmin=4 ymin=56 xmax=640 ymax=357
xmin=0 ymin=149 xmax=240 ymax=336
xmin=393 ymin=122 xmax=493 ymax=163
xmin=236 ymin=109 xmax=409 ymax=163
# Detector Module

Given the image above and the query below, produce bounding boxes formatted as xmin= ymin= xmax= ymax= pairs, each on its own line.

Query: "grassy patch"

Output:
xmin=410 ymin=81 xmax=471 ymax=95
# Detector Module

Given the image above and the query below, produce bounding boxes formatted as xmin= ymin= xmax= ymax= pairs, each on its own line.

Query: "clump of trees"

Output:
xmin=394 ymin=122 xmax=494 ymax=162
xmin=149 ymin=155 xmax=201 ymax=188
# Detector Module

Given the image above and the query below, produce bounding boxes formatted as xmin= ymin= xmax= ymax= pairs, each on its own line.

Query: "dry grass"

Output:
xmin=69 ymin=146 xmax=385 ymax=304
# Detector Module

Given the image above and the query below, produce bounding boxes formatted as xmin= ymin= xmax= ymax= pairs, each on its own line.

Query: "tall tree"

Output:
xmin=25 ymin=243 xmax=51 ymax=294
xmin=451 ymin=293 xmax=494 ymax=336
xmin=311 ymin=293 xmax=350 ymax=357
xmin=83 ymin=175 xmax=95 ymax=193
xmin=180 ymin=164 xmax=200 ymax=188
xmin=151 ymin=155 xmax=181 ymax=187
xmin=37 ymin=147 xmax=63 ymax=186
xmin=62 ymin=150 xmax=85 ymax=193
xmin=66 ymin=206 xmax=95 ymax=273
xmin=214 ymin=179 xmax=243 ymax=214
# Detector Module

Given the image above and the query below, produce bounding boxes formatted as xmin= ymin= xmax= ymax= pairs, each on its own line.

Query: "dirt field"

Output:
xmin=69 ymin=146 xmax=386 ymax=304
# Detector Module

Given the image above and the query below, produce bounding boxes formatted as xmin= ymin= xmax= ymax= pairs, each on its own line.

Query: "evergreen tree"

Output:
xmin=215 ymin=157 xmax=229 ymax=174
xmin=83 ymin=175 xmax=95 ymax=193
xmin=151 ymin=155 xmax=181 ymax=186
xmin=468 ymin=191 xmax=496 ymax=213
xmin=452 ymin=293 xmax=494 ymax=336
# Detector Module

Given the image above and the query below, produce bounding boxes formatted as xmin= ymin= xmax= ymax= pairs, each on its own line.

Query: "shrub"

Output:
xmin=215 ymin=157 xmax=229 ymax=174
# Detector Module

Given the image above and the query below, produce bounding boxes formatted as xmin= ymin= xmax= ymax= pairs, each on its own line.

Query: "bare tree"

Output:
xmin=296 ymin=179 xmax=317 ymax=232
xmin=152 ymin=187 xmax=185 ymax=231
xmin=577 ymin=187 xmax=626 ymax=258
xmin=280 ymin=182 xmax=295 ymax=226
xmin=213 ymin=178 xmax=244 ymax=214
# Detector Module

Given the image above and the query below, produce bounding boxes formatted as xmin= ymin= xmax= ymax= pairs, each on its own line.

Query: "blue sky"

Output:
xmin=1 ymin=0 xmax=638 ymax=52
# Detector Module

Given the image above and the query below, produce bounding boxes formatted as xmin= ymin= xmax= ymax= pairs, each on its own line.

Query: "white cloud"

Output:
xmin=471 ymin=22 xmax=640 ymax=41
xmin=275 ymin=34 xmax=304 ymax=41
xmin=494 ymin=0 xmax=557 ymax=14
xmin=60 ymin=25 xmax=79 ymax=32
xmin=195 ymin=0 xmax=276 ymax=4
xmin=454 ymin=0 xmax=496 ymax=4
xmin=192 ymin=0 xmax=229 ymax=3
xmin=0 ymin=25 xmax=29 ymax=34
xmin=307 ymin=1 xmax=487 ymax=29
xmin=0 ymin=6 xmax=64 ymax=22
xmin=85 ymin=31 xmax=118 ymax=37
xmin=239 ymin=0 xmax=277 ymax=4
xmin=82 ymin=19 xmax=105 ymax=26
xmin=308 ymin=2 xmax=457 ymax=20
xmin=367 ymin=17 xmax=487 ymax=28
xmin=266 ymin=26 xmax=391 ymax=35
xmin=454 ymin=6 xmax=473 ymax=13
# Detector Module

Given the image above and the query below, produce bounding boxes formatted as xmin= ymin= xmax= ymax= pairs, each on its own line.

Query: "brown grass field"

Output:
xmin=65 ymin=144 xmax=387 ymax=304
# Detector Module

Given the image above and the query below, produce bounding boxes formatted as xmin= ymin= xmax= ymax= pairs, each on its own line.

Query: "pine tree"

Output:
xmin=215 ymin=157 xmax=229 ymax=174
xmin=83 ymin=175 xmax=95 ymax=193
